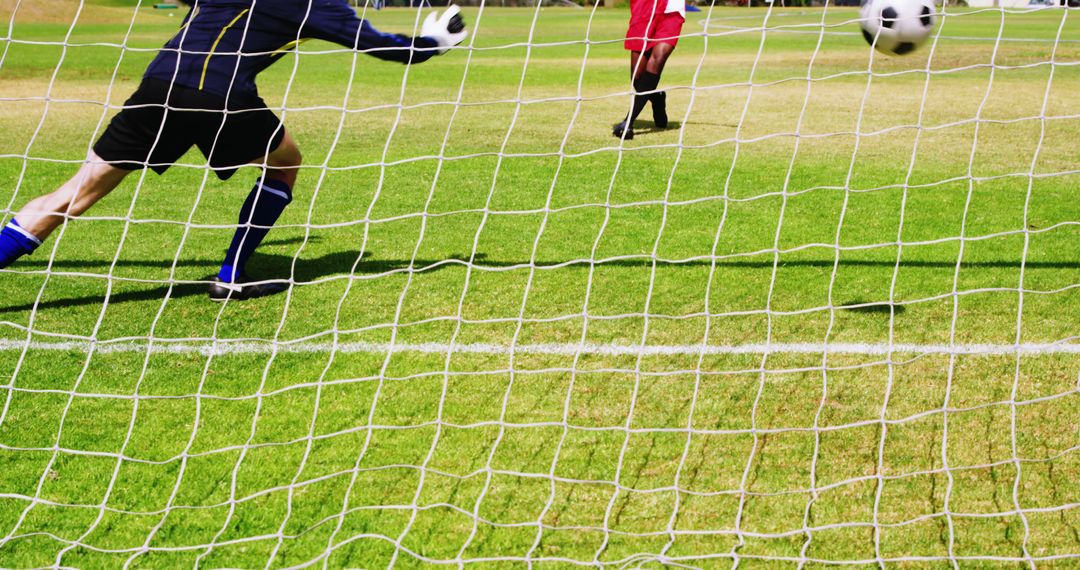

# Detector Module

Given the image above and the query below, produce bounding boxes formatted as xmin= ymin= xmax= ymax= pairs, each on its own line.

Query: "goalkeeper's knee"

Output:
xmin=266 ymin=135 xmax=302 ymax=188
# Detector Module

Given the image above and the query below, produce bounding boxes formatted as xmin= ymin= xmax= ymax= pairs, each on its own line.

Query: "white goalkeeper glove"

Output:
xmin=421 ymin=4 xmax=467 ymax=54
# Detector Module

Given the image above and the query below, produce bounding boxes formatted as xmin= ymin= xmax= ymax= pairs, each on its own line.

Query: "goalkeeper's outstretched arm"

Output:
xmin=302 ymin=1 xmax=468 ymax=64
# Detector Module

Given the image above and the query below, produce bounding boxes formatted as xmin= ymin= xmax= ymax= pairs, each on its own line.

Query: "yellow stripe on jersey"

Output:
xmin=178 ymin=5 xmax=200 ymax=32
xmin=199 ymin=8 xmax=250 ymax=91
xmin=271 ymin=39 xmax=310 ymax=56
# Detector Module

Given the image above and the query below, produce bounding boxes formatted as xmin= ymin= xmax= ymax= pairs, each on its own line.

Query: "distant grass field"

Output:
xmin=1 ymin=1 xmax=1079 ymax=567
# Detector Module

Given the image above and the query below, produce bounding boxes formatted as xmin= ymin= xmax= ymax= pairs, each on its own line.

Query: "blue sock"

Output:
xmin=218 ymin=177 xmax=292 ymax=283
xmin=0 ymin=219 xmax=42 ymax=269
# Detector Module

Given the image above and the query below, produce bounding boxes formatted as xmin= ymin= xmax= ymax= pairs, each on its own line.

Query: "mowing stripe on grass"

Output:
xmin=0 ymin=339 xmax=1079 ymax=356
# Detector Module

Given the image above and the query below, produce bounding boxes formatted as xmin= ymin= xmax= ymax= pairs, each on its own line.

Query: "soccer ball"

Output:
xmin=859 ymin=0 xmax=937 ymax=56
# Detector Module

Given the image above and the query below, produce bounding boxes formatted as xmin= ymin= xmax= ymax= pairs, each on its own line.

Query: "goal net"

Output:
xmin=1 ymin=0 xmax=1078 ymax=567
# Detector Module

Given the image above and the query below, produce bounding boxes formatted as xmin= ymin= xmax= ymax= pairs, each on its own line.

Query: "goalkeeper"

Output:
xmin=0 ymin=0 xmax=467 ymax=301
xmin=613 ymin=0 xmax=685 ymax=140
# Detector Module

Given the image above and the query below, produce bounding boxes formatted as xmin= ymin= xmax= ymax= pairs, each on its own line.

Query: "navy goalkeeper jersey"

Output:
xmin=144 ymin=0 xmax=439 ymax=100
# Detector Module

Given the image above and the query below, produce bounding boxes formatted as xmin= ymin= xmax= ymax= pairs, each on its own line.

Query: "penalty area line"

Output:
xmin=0 ymin=339 xmax=1079 ymax=357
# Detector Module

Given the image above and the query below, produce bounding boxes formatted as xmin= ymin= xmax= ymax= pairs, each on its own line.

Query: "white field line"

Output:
xmin=1 ymin=339 xmax=1079 ymax=357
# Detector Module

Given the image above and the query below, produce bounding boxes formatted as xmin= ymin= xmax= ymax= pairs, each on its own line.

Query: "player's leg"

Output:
xmin=1 ymin=153 xmax=130 ymax=269
xmin=629 ymin=43 xmax=673 ymax=125
xmin=643 ymin=41 xmax=675 ymax=129
xmin=614 ymin=48 xmax=651 ymax=139
xmin=629 ymin=49 xmax=646 ymax=81
xmin=615 ymin=42 xmax=674 ymax=139
xmin=210 ymin=130 xmax=301 ymax=301
xmin=643 ymin=41 xmax=674 ymax=76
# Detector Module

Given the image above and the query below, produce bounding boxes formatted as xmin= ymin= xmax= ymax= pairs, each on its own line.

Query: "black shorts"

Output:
xmin=93 ymin=78 xmax=285 ymax=181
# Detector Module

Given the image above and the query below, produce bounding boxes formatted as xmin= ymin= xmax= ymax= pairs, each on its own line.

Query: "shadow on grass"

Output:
xmin=1 ymin=249 xmax=365 ymax=313
xmin=16 ymin=253 xmax=1080 ymax=274
xmin=629 ymin=120 xmax=683 ymax=136
xmin=3 ymin=250 xmax=1078 ymax=312
xmin=839 ymin=300 xmax=907 ymax=315
xmin=611 ymin=120 xmax=742 ymax=138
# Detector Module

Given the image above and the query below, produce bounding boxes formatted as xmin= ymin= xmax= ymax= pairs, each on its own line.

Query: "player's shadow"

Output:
xmin=621 ymin=120 xmax=732 ymax=137
xmin=630 ymin=120 xmax=684 ymax=136
xmin=0 ymin=248 xmax=364 ymax=313
xmin=3 ymin=250 xmax=1080 ymax=313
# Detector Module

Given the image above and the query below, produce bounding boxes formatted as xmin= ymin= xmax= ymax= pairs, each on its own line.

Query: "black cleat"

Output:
xmin=652 ymin=91 xmax=668 ymax=129
xmin=612 ymin=119 xmax=634 ymax=140
xmin=208 ymin=275 xmax=288 ymax=302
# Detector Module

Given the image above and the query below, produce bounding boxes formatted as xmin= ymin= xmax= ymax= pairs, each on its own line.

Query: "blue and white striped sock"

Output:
xmin=0 ymin=219 xmax=42 ymax=269
xmin=218 ymin=177 xmax=293 ymax=283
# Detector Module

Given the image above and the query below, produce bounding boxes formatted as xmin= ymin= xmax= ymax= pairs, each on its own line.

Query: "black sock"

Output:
xmin=219 ymin=177 xmax=292 ymax=283
xmin=628 ymin=71 xmax=661 ymax=126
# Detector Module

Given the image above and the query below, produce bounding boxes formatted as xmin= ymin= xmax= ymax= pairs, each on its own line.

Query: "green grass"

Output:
xmin=1 ymin=1 xmax=1079 ymax=567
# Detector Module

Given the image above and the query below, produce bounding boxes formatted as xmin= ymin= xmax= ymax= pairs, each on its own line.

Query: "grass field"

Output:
xmin=1 ymin=0 xmax=1079 ymax=567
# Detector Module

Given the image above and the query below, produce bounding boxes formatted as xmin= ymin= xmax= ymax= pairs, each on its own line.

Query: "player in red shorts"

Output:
xmin=613 ymin=0 xmax=685 ymax=140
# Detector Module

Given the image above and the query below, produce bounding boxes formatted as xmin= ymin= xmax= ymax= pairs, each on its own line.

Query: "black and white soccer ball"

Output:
xmin=859 ymin=0 xmax=937 ymax=56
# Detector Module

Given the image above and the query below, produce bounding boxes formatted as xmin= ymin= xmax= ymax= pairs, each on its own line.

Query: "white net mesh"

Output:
xmin=1 ymin=0 xmax=1079 ymax=567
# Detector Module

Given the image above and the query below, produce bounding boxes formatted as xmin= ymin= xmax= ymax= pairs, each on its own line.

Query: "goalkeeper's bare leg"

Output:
xmin=0 ymin=153 xmax=131 ymax=269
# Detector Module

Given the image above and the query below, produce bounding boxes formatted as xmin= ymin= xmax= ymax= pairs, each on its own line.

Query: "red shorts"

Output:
xmin=625 ymin=0 xmax=685 ymax=52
